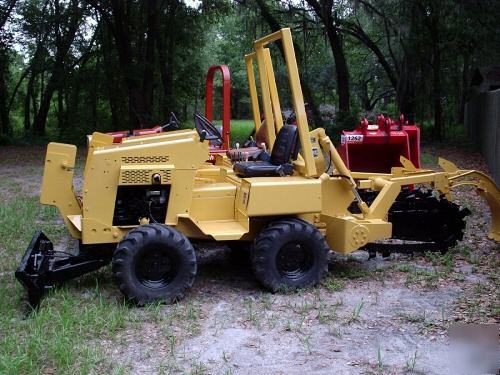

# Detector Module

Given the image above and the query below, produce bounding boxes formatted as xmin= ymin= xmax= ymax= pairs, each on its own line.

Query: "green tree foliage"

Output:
xmin=0 ymin=0 xmax=498 ymax=143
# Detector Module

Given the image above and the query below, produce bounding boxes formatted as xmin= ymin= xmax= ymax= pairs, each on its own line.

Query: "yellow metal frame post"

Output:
xmin=263 ymin=48 xmax=283 ymax=133
xmin=253 ymin=28 xmax=316 ymax=176
xmin=245 ymin=49 xmax=283 ymax=137
xmin=245 ymin=53 xmax=262 ymax=133
xmin=254 ymin=45 xmax=277 ymax=149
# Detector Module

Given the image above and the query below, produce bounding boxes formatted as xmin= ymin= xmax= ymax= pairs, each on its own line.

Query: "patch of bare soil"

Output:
xmin=107 ymin=250 xmax=475 ymax=374
xmin=0 ymin=146 xmax=85 ymax=198
xmin=0 ymin=146 xmax=46 ymax=198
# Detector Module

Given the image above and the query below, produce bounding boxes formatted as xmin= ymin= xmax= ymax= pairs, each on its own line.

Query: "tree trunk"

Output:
xmin=57 ymin=87 xmax=65 ymax=129
xmin=68 ymin=76 xmax=80 ymax=129
xmin=157 ymin=31 xmax=174 ymax=117
xmin=0 ymin=46 xmax=10 ymax=135
xmin=0 ymin=0 xmax=18 ymax=134
xmin=140 ymin=0 xmax=159 ymax=126
xmin=324 ymin=15 xmax=350 ymax=114
xmin=33 ymin=0 xmax=81 ymax=135
xmin=428 ymin=10 xmax=443 ymax=141
xmin=432 ymin=45 xmax=443 ymax=140
xmin=91 ymin=60 xmax=98 ymax=131
xmin=231 ymin=89 xmax=239 ymax=119
xmin=34 ymin=74 xmax=56 ymax=135
xmin=359 ymin=80 xmax=371 ymax=111
xmin=458 ymin=53 xmax=470 ymax=124
xmin=24 ymin=74 xmax=33 ymax=130
xmin=395 ymin=58 xmax=415 ymax=122
xmin=100 ymin=25 xmax=121 ymax=130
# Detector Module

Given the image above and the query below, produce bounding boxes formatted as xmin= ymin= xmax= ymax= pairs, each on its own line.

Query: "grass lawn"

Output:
xmin=0 ymin=197 xmax=129 ymax=374
xmin=224 ymin=119 xmax=255 ymax=145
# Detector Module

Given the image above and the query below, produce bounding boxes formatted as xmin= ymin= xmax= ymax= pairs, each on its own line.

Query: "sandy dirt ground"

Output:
xmin=104 ymin=244 xmax=497 ymax=375
xmin=1 ymin=143 xmax=498 ymax=374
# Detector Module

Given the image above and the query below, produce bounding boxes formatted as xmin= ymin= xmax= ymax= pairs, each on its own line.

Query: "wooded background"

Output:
xmin=0 ymin=0 xmax=499 ymax=144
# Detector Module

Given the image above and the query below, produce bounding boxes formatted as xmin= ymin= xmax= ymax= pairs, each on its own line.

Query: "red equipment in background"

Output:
xmin=107 ymin=126 xmax=165 ymax=143
xmin=338 ymin=114 xmax=421 ymax=173
xmin=205 ymin=65 xmax=231 ymax=153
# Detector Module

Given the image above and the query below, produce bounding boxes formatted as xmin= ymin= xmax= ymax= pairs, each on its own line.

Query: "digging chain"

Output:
xmin=349 ymin=188 xmax=470 ymax=257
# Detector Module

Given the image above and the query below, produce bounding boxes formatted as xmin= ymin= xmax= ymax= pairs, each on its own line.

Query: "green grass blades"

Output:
xmin=226 ymin=119 xmax=254 ymax=145
xmin=0 ymin=194 xmax=127 ymax=374
xmin=0 ymin=196 xmax=61 ymax=272
xmin=0 ymin=281 xmax=127 ymax=374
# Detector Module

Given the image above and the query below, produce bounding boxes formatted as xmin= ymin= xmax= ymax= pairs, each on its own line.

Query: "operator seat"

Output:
xmin=233 ymin=124 xmax=299 ymax=178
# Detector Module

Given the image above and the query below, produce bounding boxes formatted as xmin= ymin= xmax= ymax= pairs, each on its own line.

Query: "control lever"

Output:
xmin=200 ymin=130 xmax=207 ymax=142
xmin=161 ymin=112 xmax=181 ymax=131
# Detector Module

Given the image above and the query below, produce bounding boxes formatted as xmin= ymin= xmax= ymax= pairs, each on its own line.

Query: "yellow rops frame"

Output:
xmin=245 ymin=29 xmax=317 ymax=177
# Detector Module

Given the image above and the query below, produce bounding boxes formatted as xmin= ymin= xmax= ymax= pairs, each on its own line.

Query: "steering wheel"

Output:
xmin=161 ymin=112 xmax=181 ymax=131
xmin=194 ymin=113 xmax=223 ymax=144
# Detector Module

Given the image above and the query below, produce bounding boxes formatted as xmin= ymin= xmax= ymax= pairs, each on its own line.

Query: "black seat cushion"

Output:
xmin=270 ymin=125 xmax=299 ymax=165
xmin=233 ymin=161 xmax=294 ymax=178
xmin=234 ymin=125 xmax=299 ymax=178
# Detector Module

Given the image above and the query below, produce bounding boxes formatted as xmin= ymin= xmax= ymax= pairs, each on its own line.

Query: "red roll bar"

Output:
xmin=205 ymin=65 xmax=231 ymax=151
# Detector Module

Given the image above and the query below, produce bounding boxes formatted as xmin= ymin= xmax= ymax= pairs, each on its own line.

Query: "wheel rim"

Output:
xmin=276 ymin=242 xmax=314 ymax=280
xmin=135 ymin=246 xmax=178 ymax=289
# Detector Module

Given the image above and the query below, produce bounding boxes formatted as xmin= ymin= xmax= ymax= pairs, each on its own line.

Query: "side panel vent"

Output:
xmin=120 ymin=168 xmax=172 ymax=185
xmin=121 ymin=155 xmax=169 ymax=164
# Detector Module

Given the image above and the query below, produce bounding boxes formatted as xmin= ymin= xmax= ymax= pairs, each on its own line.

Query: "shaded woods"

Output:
xmin=0 ymin=0 xmax=498 ymax=142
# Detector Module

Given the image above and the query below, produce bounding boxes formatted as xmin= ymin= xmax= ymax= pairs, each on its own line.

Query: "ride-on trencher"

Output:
xmin=16 ymin=29 xmax=500 ymax=307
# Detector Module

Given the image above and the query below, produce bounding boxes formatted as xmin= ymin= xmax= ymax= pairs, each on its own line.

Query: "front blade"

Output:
xmin=15 ymin=231 xmax=54 ymax=307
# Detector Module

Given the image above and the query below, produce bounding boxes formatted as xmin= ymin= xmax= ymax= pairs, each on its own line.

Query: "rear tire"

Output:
xmin=251 ymin=219 xmax=329 ymax=292
xmin=112 ymin=224 xmax=196 ymax=305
